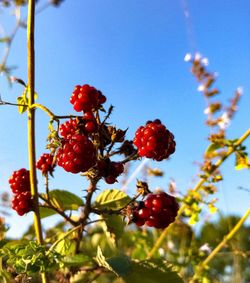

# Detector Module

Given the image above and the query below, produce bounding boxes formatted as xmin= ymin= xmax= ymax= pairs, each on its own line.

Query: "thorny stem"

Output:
xmin=192 ymin=208 xmax=250 ymax=281
xmin=27 ymin=1 xmax=48 ymax=282
xmin=147 ymin=128 xmax=250 ymax=259
xmin=74 ymin=179 xmax=99 ymax=254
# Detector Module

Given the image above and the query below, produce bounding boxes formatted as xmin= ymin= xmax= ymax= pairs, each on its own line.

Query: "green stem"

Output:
xmin=192 ymin=208 xmax=250 ymax=281
xmin=147 ymin=128 xmax=250 ymax=259
xmin=32 ymin=103 xmax=55 ymax=119
xmin=27 ymin=1 xmax=48 ymax=282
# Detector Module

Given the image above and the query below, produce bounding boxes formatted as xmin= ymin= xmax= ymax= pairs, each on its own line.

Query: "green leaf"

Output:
xmin=95 ymin=247 xmax=183 ymax=283
xmin=62 ymin=254 xmax=91 ymax=267
xmin=107 ymin=256 xmax=132 ymax=277
xmin=95 ymin=246 xmax=131 ymax=277
xmin=39 ymin=206 xmax=57 ymax=219
xmin=123 ymin=259 xmax=183 ymax=283
xmin=54 ymin=237 xmax=75 ymax=256
xmin=95 ymin=189 xmax=131 ymax=210
xmin=102 ymin=215 xmax=125 ymax=246
xmin=17 ymin=94 xmax=28 ymax=114
xmin=205 ymin=143 xmax=221 ymax=155
xmin=41 ymin=189 xmax=84 ymax=211
xmin=235 ymin=152 xmax=249 ymax=170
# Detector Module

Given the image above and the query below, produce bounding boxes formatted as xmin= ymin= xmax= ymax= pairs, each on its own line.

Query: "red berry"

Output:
xmin=9 ymin=168 xmax=30 ymax=194
xmin=12 ymin=191 xmax=32 ymax=216
xmin=84 ymin=111 xmax=95 ymax=121
xmin=96 ymin=159 xmax=124 ymax=184
xmin=133 ymin=120 xmax=176 ymax=161
xmin=105 ymin=175 xmax=117 ymax=184
xmin=152 ymin=197 xmax=163 ymax=210
xmin=56 ymin=134 xmax=97 ymax=174
xmin=36 ymin=153 xmax=55 ymax=175
xmin=70 ymin=84 xmax=106 ymax=112
xmin=144 ymin=194 xmax=156 ymax=208
xmin=145 ymin=216 xmax=157 ymax=227
xmin=84 ymin=121 xmax=96 ymax=133
xmin=131 ymin=192 xmax=179 ymax=229
xmin=138 ymin=207 xmax=151 ymax=219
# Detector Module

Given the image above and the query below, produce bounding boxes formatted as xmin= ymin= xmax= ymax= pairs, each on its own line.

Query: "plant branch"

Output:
xmin=147 ymin=128 xmax=250 ymax=259
xmin=39 ymin=193 xmax=78 ymax=227
xmin=74 ymin=179 xmax=99 ymax=254
xmin=27 ymin=1 xmax=47 ymax=282
xmin=192 ymin=208 xmax=250 ymax=281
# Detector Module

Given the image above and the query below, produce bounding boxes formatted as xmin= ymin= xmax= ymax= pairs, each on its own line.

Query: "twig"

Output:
xmin=147 ymin=128 xmax=250 ymax=259
xmin=192 ymin=208 xmax=250 ymax=281
xmin=39 ymin=193 xmax=78 ymax=227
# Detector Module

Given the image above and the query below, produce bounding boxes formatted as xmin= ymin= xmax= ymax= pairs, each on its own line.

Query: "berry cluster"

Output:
xmin=36 ymin=153 xmax=55 ymax=175
xmin=59 ymin=115 xmax=96 ymax=139
xmin=133 ymin=119 xmax=176 ymax=161
xmin=132 ymin=192 xmax=179 ymax=229
xmin=97 ymin=159 xmax=124 ymax=184
xmin=8 ymin=168 xmax=32 ymax=216
xmin=70 ymin=84 xmax=106 ymax=112
xmin=57 ymin=134 xmax=96 ymax=173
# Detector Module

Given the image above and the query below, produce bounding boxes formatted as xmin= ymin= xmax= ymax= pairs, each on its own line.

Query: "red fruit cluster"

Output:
xmin=9 ymin=168 xmax=30 ymax=194
xmin=12 ymin=191 xmax=32 ymax=216
xmin=132 ymin=192 xmax=179 ymax=229
xmin=8 ymin=168 xmax=32 ymax=216
xmin=36 ymin=153 xmax=55 ymax=175
xmin=70 ymin=84 xmax=106 ymax=112
xmin=57 ymin=134 xmax=96 ymax=173
xmin=59 ymin=115 xmax=96 ymax=139
xmin=133 ymin=119 xmax=176 ymax=161
xmin=97 ymin=159 xmax=124 ymax=184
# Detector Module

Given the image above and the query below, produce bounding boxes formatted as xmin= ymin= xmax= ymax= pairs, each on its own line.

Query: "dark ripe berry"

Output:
xmin=36 ymin=153 xmax=55 ymax=175
xmin=145 ymin=216 xmax=157 ymax=227
xmin=12 ymin=191 xmax=32 ymax=216
xmin=137 ymin=201 xmax=145 ymax=210
xmin=152 ymin=197 xmax=163 ymax=209
xmin=56 ymin=134 xmax=97 ymax=174
xmin=135 ymin=218 xmax=145 ymax=227
xmin=70 ymin=84 xmax=106 ymax=112
xmin=144 ymin=194 xmax=155 ymax=208
xmin=112 ymin=162 xmax=124 ymax=175
xmin=84 ymin=121 xmax=96 ymax=133
xmin=97 ymin=159 xmax=124 ymax=184
xmin=133 ymin=120 xmax=176 ymax=161
xmin=83 ymin=111 xmax=95 ymax=121
xmin=104 ymin=175 xmax=117 ymax=184
xmin=132 ymin=192 xmax=179 ymax=229
xmin=138 ymin=207 xmax=151 ymax=219
xmin=8 ymin=168 xmax=30 ymax=194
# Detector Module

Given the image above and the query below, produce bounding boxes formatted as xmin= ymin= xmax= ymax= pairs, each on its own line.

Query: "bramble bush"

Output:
xmin=0 ymin=1 xmax=249 ymax=283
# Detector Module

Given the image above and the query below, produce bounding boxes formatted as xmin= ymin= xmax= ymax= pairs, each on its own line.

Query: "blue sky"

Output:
xmin=0 ymin=0 xmax=249 ymax=237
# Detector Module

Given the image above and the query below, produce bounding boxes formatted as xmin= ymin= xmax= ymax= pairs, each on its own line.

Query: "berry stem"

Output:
xmin=27 ymin=1 xmax=48 ymax=282
xmin=147 ymin=127 xmax=250 ymax=259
